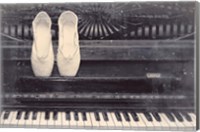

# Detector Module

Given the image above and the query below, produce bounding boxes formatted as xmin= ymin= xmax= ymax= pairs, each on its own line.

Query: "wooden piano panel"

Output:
xmin=0 ymin=2 xmax=195 ymax=114
xmin=1 ymin=40 xmax=194 ymax=112
xmin=1 ymin=40 xmax=194 ymax=95
xmin=1 ymin=2 xmax=195 ymax=40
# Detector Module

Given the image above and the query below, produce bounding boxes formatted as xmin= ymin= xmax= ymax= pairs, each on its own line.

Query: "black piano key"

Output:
xmin=3 ymin=111 xmax=10 ymax=120
xmin=94 ymin=112 xmax=100 ymax=121
xmin=66 ymin=111 xmax=71 ymax=120
xmin=82 ymin=112 xmax=87 ymax=121
xmin=181 ymin=112 xmax=192 ymax=122
xmin=24 ymin=111 xmax=30 ymax=120
xmin=53 ymin=111 xmax=58 ymax=120
xmin=131 ymin=112 xmax=139 ymax=121
xmin=165 ymin=112 xmax=175 ymax=122
xmin=143 ymin=112 xmax=153 ymax=121
xmin=74 ymin=112 xmax=79 ymax=121
xmin=151 ymin=112 xmax=161 ymax=122
xmin=173 ymin=112 xmax=183 ymax=122
xmin=16 ymin=111 xmax=22 ymax=120
xmin=123 ymin=112 xmax=130 ymax=122
xmin=45 ymin=111 xmax=50 ymax=120
xmin=115 ymin=112 xmax=122 ymax=121
xmin=32 ymin=111 xmax=37 ymax=120
xmin=102 ymin=112 xmax=109 ymax=121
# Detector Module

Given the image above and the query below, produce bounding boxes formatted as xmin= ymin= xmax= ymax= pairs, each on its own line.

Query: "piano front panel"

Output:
xmin=1 ymin=40 xmax=195 ymax=111
xmin=0 ymin=2 xmax=196 ymax=130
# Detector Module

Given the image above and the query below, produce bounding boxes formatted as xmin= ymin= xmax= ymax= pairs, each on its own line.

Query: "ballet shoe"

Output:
xmin=57 ymin=11 xmax=80 ymax=76
xmin=31 ymin=11 xmax=54 ymax=77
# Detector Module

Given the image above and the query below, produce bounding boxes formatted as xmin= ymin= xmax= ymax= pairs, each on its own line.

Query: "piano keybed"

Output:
xmin=0 ymin=110 xmax=196 ymax=130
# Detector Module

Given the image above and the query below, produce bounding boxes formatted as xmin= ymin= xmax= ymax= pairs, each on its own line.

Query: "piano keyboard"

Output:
xmin=0 ymin=110 xmax=196 ymax=130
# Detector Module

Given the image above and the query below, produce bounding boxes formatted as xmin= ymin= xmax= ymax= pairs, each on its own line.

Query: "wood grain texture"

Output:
xmin=2 ymin=40 xmax=194 ymax=61
xmin=15 ymin=76 xmax=181 ymax=94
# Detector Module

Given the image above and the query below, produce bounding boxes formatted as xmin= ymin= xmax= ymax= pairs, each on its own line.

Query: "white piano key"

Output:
xmin=77 ymin=112 xmax=84 ymax=128
xmin=106 ymin=112 xmax=115 ymax=128
xmin=171 ymin=113 xmax=185 ymax=130
xmin=157 ymin=113 xmax=170 ymax=130
xmin=18 ymin=111 xmax=26 ymax=126
xmin=188 ymin=113 xmax=196 ymax=129
xmin=0 ymin=111 xmax=5 ymax=126
xmin=61 ymin=112 xmax=69 ymax=128
xmin=39 ymin=112 xmax=48 ymax=127
xmin=191 ymin=113 xmax=196 ymax=118
xmin=127 ymin=112 xmax=138 ymax=130
xmin=25 ymin=111 xmax=33 ymax=127
xmin=149 ymin=113 xmax=161 ymax=130
xmin=69 ymin=112 xmax=77 ymax=128
xmin=120 ymin=112 xmax=131 ymax=129
xmin=89 ymin=112 xmax=100 ymax=128
xmin=131 ymin=113 xmax=146 ymax=130
xmin=99 ymin=112 xmax=107 ymax=128
xmin=10 ymin=111 xmax=19 ymax=127
xmin=160 ymin=113 xmax=177 ymax=131
xmin=110 ymin=112 xmax=122 ymax=129
xmin=188 ymin=113 xmax=196 ymax=122
xmin=178 ymin=112 xmax=194 ymax=130
xmin=137 ymin=113 xmax=153 ymax=130
xmin=55 ymin=112 xmax=62 ymax=127
xmin=47 ymin=112 xmax=54 ymax=128
xmin=3 ymin=111 xmax=14 ymax=126
xmin=32 ymin=112 xmax=41 ymax=127
xmin=84 ymin=112 xmax=92 ymax=128
xmin=181 ymin=116 xmax=194 ymax=130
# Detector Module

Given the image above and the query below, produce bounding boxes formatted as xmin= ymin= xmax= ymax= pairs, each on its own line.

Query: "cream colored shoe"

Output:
xmin=31 ymin=11 xmax=54 ymax=77
xmin=57 ymin=11 xmax=80 ymax=76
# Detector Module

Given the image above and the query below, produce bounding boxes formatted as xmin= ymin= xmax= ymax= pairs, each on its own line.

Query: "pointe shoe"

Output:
xmin=31 ymin=11 xmax=54 ymax=77
xmin=57 ymin=11 xmax=80 ymax=76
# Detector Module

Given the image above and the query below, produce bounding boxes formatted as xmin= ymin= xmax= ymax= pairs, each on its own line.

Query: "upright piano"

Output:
xmin=0 ymin=2 xmax=197 ymax=130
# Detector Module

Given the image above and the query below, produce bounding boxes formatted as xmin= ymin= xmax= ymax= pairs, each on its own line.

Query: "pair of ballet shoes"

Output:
xmin=31 ymin=11 xmax=80 ymax=77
